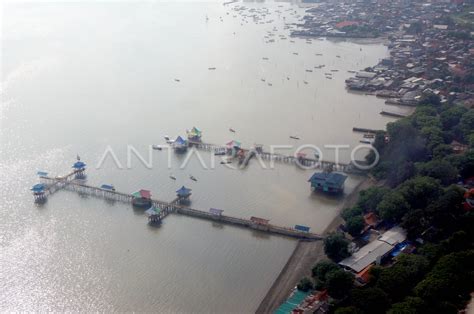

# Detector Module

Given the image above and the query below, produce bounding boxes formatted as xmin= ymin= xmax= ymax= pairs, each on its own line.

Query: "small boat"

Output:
xmin=293 ymin=52 xmax=298 ymax=55
xmin=336 ymin=55 xmax=341 ymax=58
xmin=164 ymin=135 xmax=170 ymax=141
xmin=290 ymin=135 xmax=300 ymax=140
xmin=325 ymin=77 xmax=333 ymax=80
xmin=169 ymin=175 xmax=176 ymax=180
xmin=363 ymin=133 xmax=375 ymax=139
xmin=262 ymin=57 xmax=269 ymax=60
xmin=261 ymin=78 xmax=266 ymax=82
xmin=303 ymin=81 xmax=308 ymax=84
xmin=306 ymin=69 xmax=313 ymax=72
xmin=190 ymin=175 xmax=198 ymax=182
xmin=208 ymin=67 xmax=217 ymax=70
xmin=331 ymin=69 xmax=339 ymax=72
xmin=152 ymin=145 xmax=162 ymax=150
xmin=174 ymin=79 xmax=180 ymax=82
xmin=268 ymin=83 xmax=272 ymax=86
xmin=360 ymin=139 xmax=374 ymax=144
xmin=229 ymin=128 xmax=236 ymax=133
xmin=214 ymin=151 xmax=226 ymax=156
xmin=220 ymin=160 xmax=232 ymax=164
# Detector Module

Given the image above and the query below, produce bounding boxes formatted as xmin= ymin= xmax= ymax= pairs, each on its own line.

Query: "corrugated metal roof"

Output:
xmin=339 ymin=227 xmax=406 ymax=273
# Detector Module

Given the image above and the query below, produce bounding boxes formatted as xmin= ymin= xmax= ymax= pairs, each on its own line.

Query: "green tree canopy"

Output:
xmin=326 ymin=269 xmax=355 ymax=299
xmin=350 ymin=287 xmax=390 ymax=314
xmin=311 ymin=260 xmax=340 ymax=281
xmin=324 ymin=233 xmax=350 ymax=262
xmin=376 ymin=191 xmax=410 ymax=222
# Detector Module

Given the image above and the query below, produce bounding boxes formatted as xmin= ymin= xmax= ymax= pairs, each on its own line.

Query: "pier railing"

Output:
xmin=39 ymin=175 xmax=322 ymax=240
xmin=188 ymin=140 xmax=354 ymax=173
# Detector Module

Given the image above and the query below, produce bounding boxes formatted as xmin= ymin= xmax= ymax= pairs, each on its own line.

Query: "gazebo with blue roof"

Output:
xmin=176 ymin=186 xmax=192 ymax=204
xmin=31 ymin=183 xmax=47 ymax=203
xmin=173 ymin=136 xmax=188 ymax=153
xmin=72 ymin=157 xmax=87 ymax=179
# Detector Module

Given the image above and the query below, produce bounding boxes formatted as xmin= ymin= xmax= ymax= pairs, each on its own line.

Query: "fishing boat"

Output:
xmin=189 ymin=175 xmax=198 ymax=182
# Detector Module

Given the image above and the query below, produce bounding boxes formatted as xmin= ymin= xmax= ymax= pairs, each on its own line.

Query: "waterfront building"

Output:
xmin=145 ymin=206 xmax=162 ymax=224
xmin=308 ymin=172 xmax=347 ymax=194
xmin=187 ymin=127 xmax=202 ymax=142
xmin=131 ymin=189 xmax=152 ymax=208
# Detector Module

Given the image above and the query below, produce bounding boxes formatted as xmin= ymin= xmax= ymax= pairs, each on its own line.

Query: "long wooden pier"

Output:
xmin=188 ymin=140 xmax=355 ymax=173
xmin=39 ymin=175 xmax=323 ymax=241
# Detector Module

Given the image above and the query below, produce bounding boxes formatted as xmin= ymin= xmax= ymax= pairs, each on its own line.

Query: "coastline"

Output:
xmin=255 ymin=177 xmax=375 ymax=314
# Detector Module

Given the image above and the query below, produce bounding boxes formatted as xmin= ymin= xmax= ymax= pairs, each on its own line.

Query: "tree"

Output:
xmin=312 ymin=260 xmax=340 ymax=281
xmin=401 ymin=208 xmax=428 ymax=239
xmin=432 ymin=144 xmax=453 ymax=159
xmin=341 ymin=206 xmax=363 ymax=221
xmin=415 ymin=160 xmax=459 ymax=185
xmin=440 ymin=105 xmax=467 ymax=130
xmin=346 ymin=216 xmax=365 ymax=237
xmin=324 ymin=233 xmax=350 ymax=262
xmin=297 ymin=277 xmax=314 ymax=292
xmin=350 ymin=287 xmax=390 ymax=314
xmin=459 ymin=110 xmax=474 ymax=141
xmin=326 ymin=269 xmax=354 ymax=299
xmin=388 ymin=297 xmax=425 ymax=314
xmin=376 ymin=192 xmax=410 ymax=222
xmin=356 ymin=186 xmax=389 ymax=213
xmin=397 ymin=176 xmax=442 ymax=210
xmin=335 ymin=306 xmax=364 ymax=314
xmin=414 ymin=250 xmax=474 ymax=307
xmin=375 ymin=254 xmax=430 ymax=302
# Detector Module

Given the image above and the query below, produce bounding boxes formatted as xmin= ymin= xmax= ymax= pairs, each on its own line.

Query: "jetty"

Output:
xmin=33 ymin=162 xmax=323 ymax=241
xmin=187 ymin=140 xmax=354 ymax=173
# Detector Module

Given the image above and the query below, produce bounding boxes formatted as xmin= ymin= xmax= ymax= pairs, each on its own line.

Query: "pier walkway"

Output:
xmin=39 ymin=174 xmax=323 ymax=241
xmin=188 ymin=140 xmax=355 ymax=173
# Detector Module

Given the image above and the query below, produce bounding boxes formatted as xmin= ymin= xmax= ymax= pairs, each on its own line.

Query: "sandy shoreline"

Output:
xmin=255 ymin=177 xmax=374 ymax=313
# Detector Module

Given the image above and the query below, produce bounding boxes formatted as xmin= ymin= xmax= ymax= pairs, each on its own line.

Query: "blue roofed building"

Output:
xmin=308 ymin=172 xmax=347 ymax=194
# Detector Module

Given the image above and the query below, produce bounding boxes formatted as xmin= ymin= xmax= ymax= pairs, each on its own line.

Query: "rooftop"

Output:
xmin=339 ymin=226 xmax=406 ymax=273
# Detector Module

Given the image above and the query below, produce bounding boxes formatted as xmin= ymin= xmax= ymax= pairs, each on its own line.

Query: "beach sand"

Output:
xmin=256 ymin=177 xmax=375 ymax=313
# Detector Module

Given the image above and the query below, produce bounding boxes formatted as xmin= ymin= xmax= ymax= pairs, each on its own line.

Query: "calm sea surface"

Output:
xmin=1 ymin=1 xmax=400 ymax=312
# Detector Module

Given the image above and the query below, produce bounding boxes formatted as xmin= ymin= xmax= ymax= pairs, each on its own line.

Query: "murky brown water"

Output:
xmin=0 ymin=1 xmax=398 ymax=312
